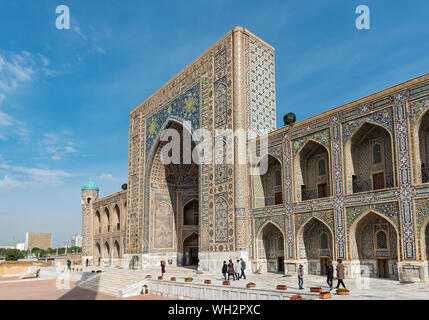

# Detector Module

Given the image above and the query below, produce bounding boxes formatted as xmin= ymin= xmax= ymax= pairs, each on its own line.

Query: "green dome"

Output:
xmin=81 ymin=180 xmax=99 ymax=191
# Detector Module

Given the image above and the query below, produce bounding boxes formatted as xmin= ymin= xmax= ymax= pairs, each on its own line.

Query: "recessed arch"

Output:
xmin=349 ymin=210 xmax=400 ymax=279
xmin=419 ymin=215 xmax=429 ymax=262
xmin=413 ymin=108 xmax=429 ymax=184
xmin=183 ymin=198 xmax=199 ymax=226
xmin=103 ymin=241 xmax=110 ymax=259
xmin=144 ymin=119 xmax=200 ymax=264
xmin=253 ymin=154 xmax=283 ymax=208
xmin=94 ymin=210 xmax=101 ymax=234
xmin=296 ymin=216 xmax=335 ymax=275
xmin=183 ymin=232 xmax=199 ymax=266
xmin=345 ymin=121 xmax=395 ymax=194
xmin=256 ymin=221 xmax=285 ymax=272
xmin=103 ymin=208 xmax=110 ymax=232
xmin=113 ymin=204 xmax=120 ymax=231
xmin=113 ymin=240 xmax=120 ymax=259
xmin=294 ymin=139 xmax=331 ymax=201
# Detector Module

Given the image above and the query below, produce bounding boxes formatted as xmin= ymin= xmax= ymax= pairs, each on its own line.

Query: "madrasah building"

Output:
xmin=81 ymin=27 xmax=429 ymax=282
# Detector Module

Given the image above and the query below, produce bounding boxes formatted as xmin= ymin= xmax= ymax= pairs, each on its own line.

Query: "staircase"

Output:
xmin=77 ymin=272 xmax=148 ymax=298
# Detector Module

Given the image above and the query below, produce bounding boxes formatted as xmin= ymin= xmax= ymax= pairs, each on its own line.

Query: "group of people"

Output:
xmin=298 ymin=258 xmax=346 ymax=290
xmin=222 ymin=258 xmax=246 ymax=281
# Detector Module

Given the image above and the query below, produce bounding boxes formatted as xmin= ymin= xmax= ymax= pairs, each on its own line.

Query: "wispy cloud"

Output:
xmin=0 ymin=162 xmax=72 ymax=189
xmin=40 ymin=132 xmax=78 ymax=160
xmin=97 ymin=173 xmax=122 ymax=182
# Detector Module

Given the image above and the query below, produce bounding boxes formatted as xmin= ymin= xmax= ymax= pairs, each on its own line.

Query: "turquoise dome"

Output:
xmin=81 ymin=180 xmax=99 ymax=191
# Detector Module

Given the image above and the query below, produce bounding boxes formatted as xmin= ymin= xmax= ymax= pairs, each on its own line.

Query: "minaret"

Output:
xmin=81 ymin=180 xmax=99 ymax=265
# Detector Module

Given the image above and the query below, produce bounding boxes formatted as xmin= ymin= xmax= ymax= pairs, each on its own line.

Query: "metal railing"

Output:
xmin=422 ymin=168 xmax=429 ymax=183
xmin=352 ymin=174 xmax=394 ymax=193
xmin=301 ymin=188 xmax=318 ymax=201
xmin=301 ymin=188 xmax=330 ymax=201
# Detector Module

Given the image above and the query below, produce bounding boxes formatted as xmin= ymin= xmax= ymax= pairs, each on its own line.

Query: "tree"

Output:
xmin=5 ymin=249 xmax=25 ymax=261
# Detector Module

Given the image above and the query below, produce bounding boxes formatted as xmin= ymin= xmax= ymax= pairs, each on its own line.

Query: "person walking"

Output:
xmin=240 ymin=258 xmax=247 ymax=280
xmin=227 ymin=259 xmax=235 ymax=281
xmin=85 ymin=259 xmax=89 ymax=267
xmin=67 ymin=259 xmax=71 ymax=270
xmin=326 ymin=259 xmax=334 ymax=290
xmin=234 ymin=260 xmax=241 ymax=280
xmin=298 ymin=264 xmax=304 ymax=289
xmin=222 ymin=261 xmax=228 ymax=280
xmin=336 ymin=259 xmax=346 ymax=288
xmin=161 ymin=260 xmax=166 ymax=277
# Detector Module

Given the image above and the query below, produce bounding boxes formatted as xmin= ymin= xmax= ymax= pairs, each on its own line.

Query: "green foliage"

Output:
xmin=4 ymin=249 xmax=25 ymax=261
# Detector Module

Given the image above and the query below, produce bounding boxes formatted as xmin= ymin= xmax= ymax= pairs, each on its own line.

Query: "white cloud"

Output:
xmin=40 ymin=133 xmax=78 ymax=160
xmin=0 ymin=161 xmax=72 ymax=189
xmin=97 ymin=173 xmax=122 ymax=182
xmin=0 ymin=110 xmax=14 ymax=126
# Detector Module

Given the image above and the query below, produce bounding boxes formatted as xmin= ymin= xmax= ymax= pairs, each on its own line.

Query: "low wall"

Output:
xmin=0 ymin=261 xmax=47 ymax=276
xmin=147 ymin=280 xmax=315 ymax=300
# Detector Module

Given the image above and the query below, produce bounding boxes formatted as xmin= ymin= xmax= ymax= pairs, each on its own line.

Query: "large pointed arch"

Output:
xmin=143 ymin=118 xmax=200 ymax=266
xmin=344 ymin=121 xmax=396 ymax=194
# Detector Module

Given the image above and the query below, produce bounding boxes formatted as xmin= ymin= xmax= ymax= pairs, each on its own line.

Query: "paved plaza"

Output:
xmin=77 ymin=266 xmax=429 ymax=300
xmin=0 ymin=276 xmax=170 ymax=300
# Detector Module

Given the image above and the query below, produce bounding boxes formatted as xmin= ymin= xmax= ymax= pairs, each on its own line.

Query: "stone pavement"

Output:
xmin=0 ymin=276 xmax=170 ymax=300
xmin=82 ymin=265 xmax=429 ymax=300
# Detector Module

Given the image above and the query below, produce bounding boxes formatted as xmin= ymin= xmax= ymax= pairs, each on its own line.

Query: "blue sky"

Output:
xmin=0 ymin=0 xmax=428 ymax=247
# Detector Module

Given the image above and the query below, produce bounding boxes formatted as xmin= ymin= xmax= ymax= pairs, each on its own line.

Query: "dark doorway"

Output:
xmin=278 ymin=257 xmax=284 ymax=272
xmin=377 ymin=259 xmax=389 ymax=278
xmin=183 ymin=233 xmax=199 ymax=266
xmin=373 ymin=173 xmax=385 ymax=190
xmin=320 ymin=257 xmax=329 ymax=275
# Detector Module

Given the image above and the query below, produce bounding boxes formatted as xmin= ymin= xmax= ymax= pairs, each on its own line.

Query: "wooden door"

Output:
xmin=373 ymin=173 xmax=385 ymax=190
xmin=318 ymin=183 xmax=328 ymax=198
xmin=275 ymin=192 xmax=283 ymax=205
xmin=377 ymin=259 xmax=389 ymax=278
xmin=320 ymin=258 xmax=328 ymax=275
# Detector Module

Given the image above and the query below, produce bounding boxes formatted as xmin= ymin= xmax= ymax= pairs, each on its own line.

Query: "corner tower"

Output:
xmin=81 ymin=180 xmax=99 ymax=265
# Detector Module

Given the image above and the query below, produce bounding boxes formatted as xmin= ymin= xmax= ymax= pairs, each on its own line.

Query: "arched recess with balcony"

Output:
xmin=345 ymin=122 xmax=395 ymax=194
xmin=413 ymin=109 xmax=429 ymax=184
xmin=253 ymin=154 xmax=283 ymax=208
xmin=294 ymin=140 xmax=331 ymax=201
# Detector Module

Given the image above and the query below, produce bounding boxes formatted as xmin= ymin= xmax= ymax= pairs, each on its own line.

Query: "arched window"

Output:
xmin=373 ymin=144 xmax=382 ymax=164
xmin=320 ymin=232 xmax=328 ymax=249
xmin=87 ymin=197 xmax=92 ymax=204
xmin=376 ymin=230 xmax=387 ymax=249
xmin=275 ymin=170 xmax=281 ymax=186
xmin=318 ymin=158 xmax=326 ymax=176
xmin=184 ymin=199 xmax=199 ymax=226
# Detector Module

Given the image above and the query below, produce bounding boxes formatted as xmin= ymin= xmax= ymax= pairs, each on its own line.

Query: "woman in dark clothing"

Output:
xmin=222 ymin=261 xmax=228 ymax=280
xmin=161 ymin=261 xmax=166 ymax=277
xmin=326 ymin=259 xmax=334 ymax=289
xmin=227 ymin=259 xmax=235 ymax=281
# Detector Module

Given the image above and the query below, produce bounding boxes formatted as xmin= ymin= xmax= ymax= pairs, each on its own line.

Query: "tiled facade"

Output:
xmin=81 ymin=27 xmax=429 ymax=281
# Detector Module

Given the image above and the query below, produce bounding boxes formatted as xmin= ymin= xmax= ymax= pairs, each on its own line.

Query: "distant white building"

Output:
xmin=16 ymin=243 xmax=25 ymax=251
xmin=71 ymin=235 xmax=82 ymax=247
